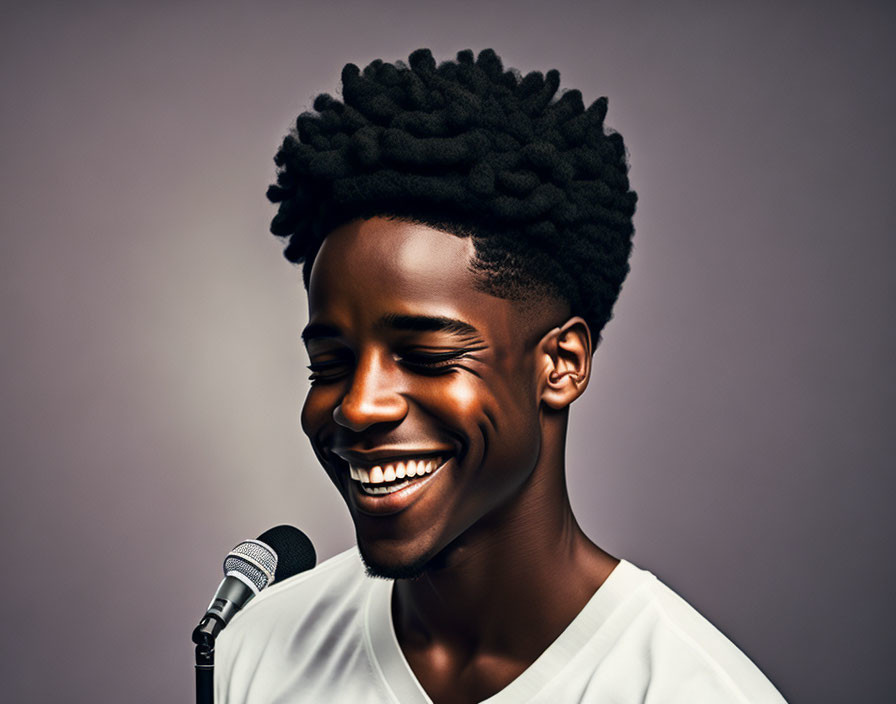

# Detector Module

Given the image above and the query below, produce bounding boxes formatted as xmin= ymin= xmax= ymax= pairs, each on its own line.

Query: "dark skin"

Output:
xmin=301 ymin=217 xmax=618 ymax=704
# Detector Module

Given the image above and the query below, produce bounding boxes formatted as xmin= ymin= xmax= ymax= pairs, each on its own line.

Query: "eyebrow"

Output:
xmin=301 ymin=314 xmax=480 ymax=344
xmin=301 ymin=322 xmax=341 ymax=344
xmin=377 ymin=313 xmax=480 ymax=338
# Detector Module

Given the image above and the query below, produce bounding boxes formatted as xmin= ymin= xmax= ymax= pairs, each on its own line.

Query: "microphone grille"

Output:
xmin=223 ymin=540 xmax=278 ymax=592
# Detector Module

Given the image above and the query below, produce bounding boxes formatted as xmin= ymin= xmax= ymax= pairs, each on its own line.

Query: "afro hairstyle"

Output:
xmin=267 ymin=48 xmax=638 ymax=343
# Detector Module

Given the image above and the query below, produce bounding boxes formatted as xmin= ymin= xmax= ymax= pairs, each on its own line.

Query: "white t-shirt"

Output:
xmin=215 ymin=548 xmax=786 ymax=703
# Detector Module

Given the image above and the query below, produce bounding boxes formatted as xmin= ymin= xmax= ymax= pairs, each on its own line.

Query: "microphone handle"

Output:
xmin=192 ymin=574 xmax=255 ymax=704
xmin=206 ymin=575 xmax=257 ymax=628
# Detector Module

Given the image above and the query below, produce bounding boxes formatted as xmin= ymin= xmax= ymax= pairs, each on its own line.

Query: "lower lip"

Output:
xmin=350 ymin=458 xmax=451 ymax=515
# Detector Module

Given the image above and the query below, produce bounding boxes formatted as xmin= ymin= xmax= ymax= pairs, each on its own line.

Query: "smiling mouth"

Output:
xmin=348 ymin=456 xmax=446 ymax=496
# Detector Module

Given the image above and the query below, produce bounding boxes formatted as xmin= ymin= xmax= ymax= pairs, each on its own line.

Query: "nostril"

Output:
xmin=332 ymin=404 xmax=353 ymax=428
xmin=333 ymin=394 xmax=407 ymax=431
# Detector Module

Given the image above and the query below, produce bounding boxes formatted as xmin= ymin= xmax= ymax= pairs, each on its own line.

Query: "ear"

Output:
xmin=538 ymin=316 xmax=592 ymax=410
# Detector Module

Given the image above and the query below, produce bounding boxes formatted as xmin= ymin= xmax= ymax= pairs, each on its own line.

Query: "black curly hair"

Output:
xmin=267 ymin=48 xmax=637 ymax=342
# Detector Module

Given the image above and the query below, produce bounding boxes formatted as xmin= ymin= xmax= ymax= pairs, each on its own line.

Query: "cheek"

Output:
xmin=299 ymin=393 xmax=315 ymax=438
xmin=439 ymin=374 xmax=533 ymax=452
xmin=479 ymin=365 xmax=542 ymax=461
xmin=442 ymin=378 xmax=483 ymax=417
xmin=434 ymin=375 xmax=502 ymax=442
xmin=301 ymin=390 xmax=345 ymax=488
xmin=300 ymin=387 xmax=333 ymax=439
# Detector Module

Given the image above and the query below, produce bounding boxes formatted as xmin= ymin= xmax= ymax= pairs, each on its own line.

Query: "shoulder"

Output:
xmin=214 ymin=547 xmax=375 ymax=701
xmin=610 ymin=560 xmax=787 ymax=704
xmin=226 ymin=546 xmax=365 ymax=631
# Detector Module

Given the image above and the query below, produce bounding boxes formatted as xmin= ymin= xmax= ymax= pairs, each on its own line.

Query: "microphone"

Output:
xmin=192 ymin=525 xmax=316 ymax=647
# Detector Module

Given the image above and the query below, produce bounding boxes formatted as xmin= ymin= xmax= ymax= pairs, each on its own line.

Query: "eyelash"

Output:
xmin=400 ymin=351 xmax=466 ymax=370
xmin=306 ymin=351 xmax=467 ymax=383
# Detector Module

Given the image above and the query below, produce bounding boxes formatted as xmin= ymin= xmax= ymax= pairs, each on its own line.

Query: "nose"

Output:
xmin=333 ymin=350 xmax=408 ymax=432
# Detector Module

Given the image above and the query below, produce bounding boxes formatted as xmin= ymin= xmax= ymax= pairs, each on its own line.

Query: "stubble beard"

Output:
xmin=357 ymin=540 xmax=434 ymax=581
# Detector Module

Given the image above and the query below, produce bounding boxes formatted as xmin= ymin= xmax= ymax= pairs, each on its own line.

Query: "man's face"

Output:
xmin=301 ymin=217 xmax=557 ymax=578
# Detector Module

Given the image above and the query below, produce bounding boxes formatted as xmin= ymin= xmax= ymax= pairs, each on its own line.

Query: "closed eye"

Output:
xmin=307 ymin=346 xmax=485 ymax=382
xmin=399 ymin=348 xmax=482 ymax=374
xmin=307 ymin=358 xmax=350 ymax=383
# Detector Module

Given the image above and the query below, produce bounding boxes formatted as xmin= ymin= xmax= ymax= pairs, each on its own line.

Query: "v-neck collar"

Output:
xmin=363 ymin=559 xmax=649 ymax=703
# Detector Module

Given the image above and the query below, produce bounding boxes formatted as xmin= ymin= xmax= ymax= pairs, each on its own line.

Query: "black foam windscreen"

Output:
xmin=256 ymin=525 xmax=316 ymax=583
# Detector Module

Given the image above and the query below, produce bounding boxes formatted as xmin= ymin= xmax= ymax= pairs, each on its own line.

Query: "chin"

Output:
xmin=357 ymin=540 xmax=435 ymax=581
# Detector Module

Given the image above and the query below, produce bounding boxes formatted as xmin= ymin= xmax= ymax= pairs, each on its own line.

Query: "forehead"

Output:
xmin=308 ymin=217 xmax=476 ymax=304
xmin=306 ymin=218 xmax=519 ymax=334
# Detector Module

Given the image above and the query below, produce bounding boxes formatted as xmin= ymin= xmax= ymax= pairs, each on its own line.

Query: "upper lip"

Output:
xmin=332 ymin=447 xmax=453 ymax=466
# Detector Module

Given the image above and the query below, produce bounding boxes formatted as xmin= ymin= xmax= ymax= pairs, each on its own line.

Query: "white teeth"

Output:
xmin=349 ymin=456 xmax=445 ymax=490
xmin=362 ymin=479 xmax=412 ymax=495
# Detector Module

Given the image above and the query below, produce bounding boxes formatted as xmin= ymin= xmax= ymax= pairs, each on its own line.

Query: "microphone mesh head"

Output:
xmin=222 ymin=540 xmax=277 ymax=591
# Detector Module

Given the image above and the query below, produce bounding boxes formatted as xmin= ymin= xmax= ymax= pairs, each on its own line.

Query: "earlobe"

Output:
xmin=539 ymin=317 xmax=592 ymax=410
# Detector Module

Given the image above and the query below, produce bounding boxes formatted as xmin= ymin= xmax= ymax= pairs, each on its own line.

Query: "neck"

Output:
xmin=392 ymin=414 xmax=617 ymax=661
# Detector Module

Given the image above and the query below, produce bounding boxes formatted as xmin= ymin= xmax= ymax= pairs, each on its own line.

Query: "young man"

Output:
xmin=216 ymin=49 xmax=786 ymax=703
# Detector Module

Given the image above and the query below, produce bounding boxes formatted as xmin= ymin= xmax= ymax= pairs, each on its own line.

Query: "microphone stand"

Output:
xmin=193 ymin=616 xmax=223 ymax=704
xmin=195 ymin=642 xmax=214 ymax=704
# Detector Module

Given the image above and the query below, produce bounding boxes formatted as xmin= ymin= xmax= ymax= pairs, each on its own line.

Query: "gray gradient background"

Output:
xmin=1 ymin=2 xmax=893 ymax=702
